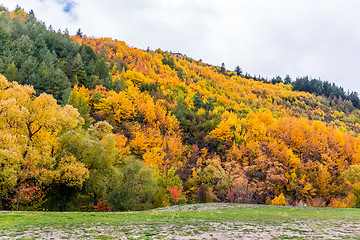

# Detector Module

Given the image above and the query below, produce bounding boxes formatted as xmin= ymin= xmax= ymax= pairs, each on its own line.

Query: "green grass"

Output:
xmin=1 ymin=203 xmax=360 ymax=239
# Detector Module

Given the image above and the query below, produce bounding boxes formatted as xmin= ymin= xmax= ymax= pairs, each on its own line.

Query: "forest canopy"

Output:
xmin=1 ymin=7 xmax=360 ymax=211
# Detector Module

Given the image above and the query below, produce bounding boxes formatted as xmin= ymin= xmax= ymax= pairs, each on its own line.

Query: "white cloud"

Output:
xmin=209 ymin=0 xmax=360 ymax=91
xmin=2 ymin=0 xmax=360 ymax=93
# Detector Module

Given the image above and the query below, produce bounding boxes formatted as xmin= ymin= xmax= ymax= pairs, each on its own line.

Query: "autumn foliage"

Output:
xmin=68 ymin=35 xmax=360 ymax=208
xmin=2 ymin=7 xmax=360 ymax=211
xmin=167 ymin=185 xmax=183 ymax=205
xmin=271 ymin=193 xmax=287 ymax=206
xmin=94 ymin=200 xmax=112 ymax=212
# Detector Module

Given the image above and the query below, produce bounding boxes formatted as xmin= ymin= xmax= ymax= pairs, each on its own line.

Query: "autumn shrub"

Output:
xmin=342 ymin=166 xmax=360 ymax=207
xmin=107 ymin=157 xmax=157 ymax=211
xmin=307 ymin=197 xmax=326 ymax=207
xmin=353 ymin=182 xmax=360 ymax=207
xmin=166 ymin=185 xmax=186 ymax=205
xmin=294 ymin=200 xmax=305 ymax=206
xmin=153 ymin=187 xmax=170 ymax=208
xmin=94 ymin=200 xmax=112 ymax=212
xmin=177 ymin=195 xmax=187 ymax=204
xmin=328 ymin=198 xmax=347 ymax=208
xmin=232 ymin=175 xmax=256 ymax=204
xmin=343 ymin=193 xmax=357 ymax=208
xmin=227 ymin=188 xmax=234 ymax=203
xmin=271 ymin=193 xmax=287 ymax=206
xmin=195 ymin=184 xmax=217 ymax=203
xmin=167 ymin=185 xmax=183 ymax=205
xmin=12 ymin=186 xmax=47 ymax=211
xmin=153 ymin=167 xmax=185 ymax=206
xmin=66 ymin=194 xmax=94 ymax=212
xmin=196 ymin=185 xmax=209 ymax=203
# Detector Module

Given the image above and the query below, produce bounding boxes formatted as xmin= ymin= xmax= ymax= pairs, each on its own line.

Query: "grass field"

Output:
xmin=1 ymin=203 xmax=360 ymax=239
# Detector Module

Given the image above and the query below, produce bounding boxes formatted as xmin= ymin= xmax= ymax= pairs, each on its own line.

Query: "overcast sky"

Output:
xmin=3 ymin=0 xmax=360 ymax=93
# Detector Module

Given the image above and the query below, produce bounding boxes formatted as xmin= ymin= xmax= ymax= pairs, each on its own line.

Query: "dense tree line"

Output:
xmin=237 ymin=69 xmax=360 ymax=110
xmin=291 ymin=76 xmax=360 ymax=109
xmin=0 ymin=7 xmax=121 ymax=104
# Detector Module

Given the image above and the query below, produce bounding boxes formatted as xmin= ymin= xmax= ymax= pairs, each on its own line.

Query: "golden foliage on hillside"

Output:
xmin=67 ymin=36 xmax=360 ymax=207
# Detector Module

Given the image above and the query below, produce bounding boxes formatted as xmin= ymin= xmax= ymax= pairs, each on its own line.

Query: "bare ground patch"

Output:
xmin=2 ymin=219 xmax=359 ymax=239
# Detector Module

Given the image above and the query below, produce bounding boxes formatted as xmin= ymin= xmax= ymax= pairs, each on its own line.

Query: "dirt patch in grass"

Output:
xmin=2 ymin=220 xmax=359 ymax=239
xmin=156 ymin=203 xmax=261 ymax=212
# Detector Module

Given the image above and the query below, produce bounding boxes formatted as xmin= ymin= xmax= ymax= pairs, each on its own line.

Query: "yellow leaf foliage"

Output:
xmin=68 ymin=35 xmax=360 ymax=206
xmin=94 ymin=90 xmax=136 ymax=122
xmin=210 ymin=111 xmax=241 ymax=142
xmin=271 ymin=193 xmax=287 ymax=206
xmin=0 ymin=75 xmax=89 ymax=197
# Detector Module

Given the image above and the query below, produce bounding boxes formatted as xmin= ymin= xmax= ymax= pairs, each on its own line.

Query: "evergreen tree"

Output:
xmin=76 ymin=28 xmax=83 ymax=37
xmin=80 ymin=44 xmax=97 ymax=75
xmin=4 ymin=62 xmax=18 ymax=82
xmin=271 ymin=76 xmax=283 ymax=84
xmin=0 ymin=20 xmax=11 ymax=52
xmin=234 ymin=65 xmax=242 ymax=76
xmin=193 ymin=91 xmax=204 ymax=109
xmin=220 ymin=63 xmax=226 ymax=74
xmin=35 ymin=61 xmax=70 ymax=103
xmin=0 ymin=5 xmax=7 ymax=11
xmin=284 ymin=75 xmax=292 ymax=84
xmin=18 ymin=56 xmax=38 ymax=83
xmin=72 ymin=53 xmax=87 ymax=86
xmin=63 ymin=28 xmax=69 ymax=35
xmin=94 ymin=57 xmax=110 ymax=81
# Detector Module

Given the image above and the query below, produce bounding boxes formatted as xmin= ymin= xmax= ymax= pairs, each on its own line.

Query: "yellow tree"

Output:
xmin=209 ymin=111 xmax=242 ymax=142
xmin=94 ymin=89 xmax=137 ymax=124
xmin=68 ymin=85 xmax=92 ymax=128
xmin=0 ymin=75 xmax=89 ymax=210
xmin=342 ymin=165 xmax=360 ymax=207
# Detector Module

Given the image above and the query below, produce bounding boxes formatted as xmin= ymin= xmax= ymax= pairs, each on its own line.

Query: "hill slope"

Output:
xmin=72 ymin=36 xmax=360 ymax=207
xmin=1 ymin=7 xmax=360 ymax=210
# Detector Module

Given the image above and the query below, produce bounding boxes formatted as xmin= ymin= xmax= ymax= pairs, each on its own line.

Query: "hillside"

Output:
xmin=1 ymin=7 xmax=360 ymax=211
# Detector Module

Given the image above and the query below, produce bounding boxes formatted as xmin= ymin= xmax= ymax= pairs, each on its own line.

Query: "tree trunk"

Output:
xmin=16 ymin=189 xmax=22 ymax=211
